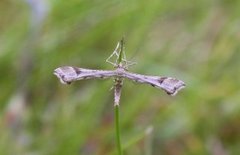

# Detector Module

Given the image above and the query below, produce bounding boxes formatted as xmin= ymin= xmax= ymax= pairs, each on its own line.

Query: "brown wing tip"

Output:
xmin=167 ymin=81 xmax=185 ymax=96
xmin=53 ymin=68 xmax=71 ymax=85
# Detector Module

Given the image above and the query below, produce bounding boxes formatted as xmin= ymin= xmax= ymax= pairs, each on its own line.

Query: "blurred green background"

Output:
xmin=1 ymin=0 xmax=240 ymax=154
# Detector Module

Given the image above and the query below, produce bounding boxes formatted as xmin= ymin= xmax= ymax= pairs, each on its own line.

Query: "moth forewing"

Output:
xmin=54 ymin=66 xmax=117 ymax=84
xmin=156 ymin=77 xmax=185 ymax=96
xmin=119 ymin=71 xmax=185 ymax=96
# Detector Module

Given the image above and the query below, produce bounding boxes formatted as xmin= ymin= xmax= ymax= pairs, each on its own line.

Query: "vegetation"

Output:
xmin=1 ymin=0 xmax=240 ymax=154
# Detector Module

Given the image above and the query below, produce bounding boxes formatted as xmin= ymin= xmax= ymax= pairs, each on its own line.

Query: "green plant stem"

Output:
xmin=117 ymin=37 xmax=124 ymax=64
xmin=115 ymin=104 xmax=122 ymax=155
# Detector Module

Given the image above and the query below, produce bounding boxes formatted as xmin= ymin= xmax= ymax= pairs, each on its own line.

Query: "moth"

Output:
xmin=54 ymin=66 xmax=185 ymax=96
xmin=54 ymin=39 xmax=185 ymax=104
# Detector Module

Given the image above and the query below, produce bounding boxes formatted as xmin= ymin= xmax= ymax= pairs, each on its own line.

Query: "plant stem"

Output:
xmin=115 ymin=37 xmax=124 ymax=155
xmin=115 ymin=104 xmax=122 ymax=155
xmin=117 ymin=37 xmax=124 ymax=64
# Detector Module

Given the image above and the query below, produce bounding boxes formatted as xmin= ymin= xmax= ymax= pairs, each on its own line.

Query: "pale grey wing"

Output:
xmin=54 ymin=66 xmax=117 ymax=84
xmin=120 ymin=71 xmax=185 ymax=96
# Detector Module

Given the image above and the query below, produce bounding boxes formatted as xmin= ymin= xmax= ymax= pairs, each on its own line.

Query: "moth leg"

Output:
xmin=125 ymin=60 xmax=137 ymax=69
xmin=106 ymin=40 xmax=137 ymax=69
xmin=106 ymin=42 xmax=120 ymax=66
xmin=121 ymin=51 xmax=137 ymax=69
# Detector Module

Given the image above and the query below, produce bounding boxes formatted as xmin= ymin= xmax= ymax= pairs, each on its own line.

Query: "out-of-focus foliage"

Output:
xmin=1 ymin=0 xmax=240 ymax=154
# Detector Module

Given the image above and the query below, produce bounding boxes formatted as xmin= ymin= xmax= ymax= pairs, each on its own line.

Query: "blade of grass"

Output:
xmin=117 ymin=37 xmax=124 ymax=65
xmin=115 ymin=104 xmax=122 ymax=155
xmin=114 ymin=37 xmax=125 ymax=155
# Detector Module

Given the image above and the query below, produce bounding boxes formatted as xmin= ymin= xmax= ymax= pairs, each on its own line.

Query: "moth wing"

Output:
xmin=54 ymin=66 xmax=116 ymax=84
xmin=121 ymin=72 xmax=185 ymax=96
